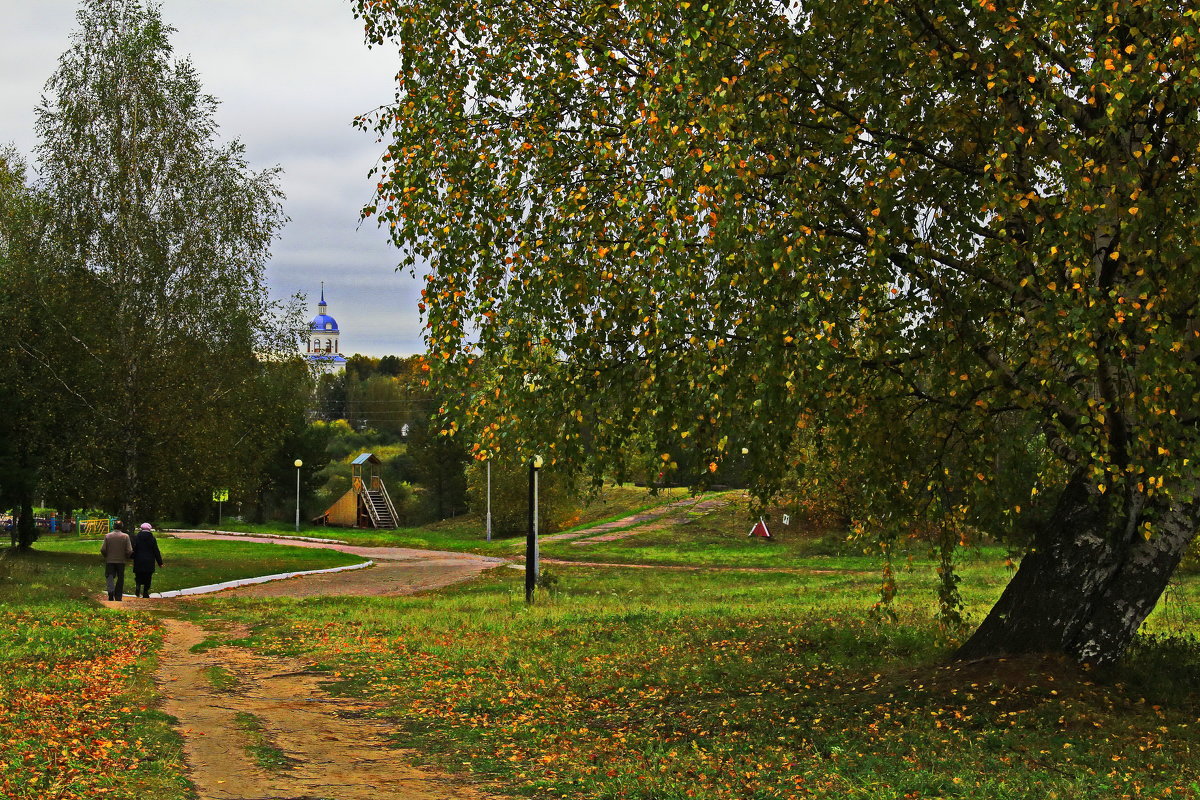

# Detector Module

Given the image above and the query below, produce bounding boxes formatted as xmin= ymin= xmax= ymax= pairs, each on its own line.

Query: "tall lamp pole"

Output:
xmin=525 ymin=454 xmax=543 ymax=603
xmin=293 ymin=459 xmax=303 ymax=533
xmin=486 ymin=459 xmax=493 ymax=542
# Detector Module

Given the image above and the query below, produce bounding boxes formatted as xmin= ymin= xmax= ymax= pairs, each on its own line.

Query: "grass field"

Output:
xmin=5 ymin=508 xmax=1200 ymax=799
xmin=0 ymin=535 xmax=367 ymax=800
xmin=205 ymin=559 xmax=1200 ymax=799
xmin=174 ymin=483 xmax=689 ymax=556
xmin=539 ymin=491 xmax=955 ymax=568
xmin=24 ymin=534 xmax=366 ymax=596
xmin=0 ymin=601 xmax=191 ymax=800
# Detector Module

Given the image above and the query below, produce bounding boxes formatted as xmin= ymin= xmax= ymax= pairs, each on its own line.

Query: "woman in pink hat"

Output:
xmin=130 ymin=523 xmax=164 ymax=598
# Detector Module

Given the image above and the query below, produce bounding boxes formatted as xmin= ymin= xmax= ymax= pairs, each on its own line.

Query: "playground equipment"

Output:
xmin=79 ymin=516 xmax=119 ymax=539
xmin=320 ymin=452 xmax=399 ymax=528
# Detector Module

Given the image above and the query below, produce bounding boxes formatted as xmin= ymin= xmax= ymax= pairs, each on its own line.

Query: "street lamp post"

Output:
xmin=294 ymin=459 xmax=303 ymax=533
xmin=486 ymin=459 xmax=493 ymax=543
xmin=525 ymin=454 xmax=543 ymax=603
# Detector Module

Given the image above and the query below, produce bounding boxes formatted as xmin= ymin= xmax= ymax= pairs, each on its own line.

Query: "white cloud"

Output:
xmin=1 ymin=0 xmax=425 ymax=357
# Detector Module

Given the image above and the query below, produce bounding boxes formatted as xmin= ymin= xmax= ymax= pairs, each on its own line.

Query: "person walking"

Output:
xmin=100 ymin=521 xmax=133 ymax=601
xmin=131 ymin=522 xmax=164 ymax=598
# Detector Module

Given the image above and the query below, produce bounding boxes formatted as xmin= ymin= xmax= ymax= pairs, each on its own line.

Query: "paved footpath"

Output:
xmin=158 ymin=530 xmax=507 ymax=598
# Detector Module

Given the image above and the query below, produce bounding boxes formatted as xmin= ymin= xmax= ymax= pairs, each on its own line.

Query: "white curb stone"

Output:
xmin=151 ymin=560 xmax=373 ymax=598
xmin=165 ymin=529 xmax=350 ymax=545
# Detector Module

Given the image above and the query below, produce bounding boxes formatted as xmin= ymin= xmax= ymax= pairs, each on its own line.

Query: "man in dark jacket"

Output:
xmin=100 ymin=522 xmax=133 ymax=601
xmin=131 ymin=522 xmax=164 ymax=598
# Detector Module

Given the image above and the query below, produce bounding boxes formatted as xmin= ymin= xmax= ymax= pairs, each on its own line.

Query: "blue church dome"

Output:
xmin=309 ymin=284 xmax=339 ymax=331
xmin=310 ymin=313 xmax=339 ymax=332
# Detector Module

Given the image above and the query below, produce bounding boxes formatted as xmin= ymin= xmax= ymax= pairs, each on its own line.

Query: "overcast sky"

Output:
xmin=0 ymin=0 xmax=425 ymax=357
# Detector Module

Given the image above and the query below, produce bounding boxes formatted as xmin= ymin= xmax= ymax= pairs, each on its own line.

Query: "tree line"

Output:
xmin=0 ymin=0 xmax=309 ymax=543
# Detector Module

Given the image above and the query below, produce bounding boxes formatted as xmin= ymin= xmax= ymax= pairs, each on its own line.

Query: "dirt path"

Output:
xmin=155 ymin=617 xmax=499 ymax=800
xmin=105 ymin=536 xmax=507 ymax=799
xmin=542 ymin=492 xmax=738 ymax=543
xmin=568 ymin=495 xmax=735 ymax=546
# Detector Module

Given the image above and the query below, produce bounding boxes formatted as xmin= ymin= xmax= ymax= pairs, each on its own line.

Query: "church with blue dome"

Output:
xmin=305 ymin=284 xmax=347 ymax=374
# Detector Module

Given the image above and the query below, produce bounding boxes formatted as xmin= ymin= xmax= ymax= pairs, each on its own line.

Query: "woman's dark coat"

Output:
xmin=130 ymin=530 xmax=164 ymax=573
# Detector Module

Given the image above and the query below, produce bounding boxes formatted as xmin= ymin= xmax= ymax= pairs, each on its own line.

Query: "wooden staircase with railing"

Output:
xmin=360 ymin=477 xmax=398 ymax=529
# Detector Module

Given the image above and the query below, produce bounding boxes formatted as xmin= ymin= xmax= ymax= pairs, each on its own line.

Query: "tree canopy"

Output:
xmin=0 ymin=152 xmax=70 ymax=548
xmin=356 ymin=0 xmax=1200 ymax=663
xmin=37 ymin=0 xmax=296 ymax=522
xmin=0 ymin=0 xmax=303 ymax=531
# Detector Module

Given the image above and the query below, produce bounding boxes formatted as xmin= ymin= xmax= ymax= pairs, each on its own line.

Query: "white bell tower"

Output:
xmin=304 ymin=282 xmax=346 ymax=373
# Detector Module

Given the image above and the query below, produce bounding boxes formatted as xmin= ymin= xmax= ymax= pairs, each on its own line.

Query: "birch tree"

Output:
xmin=35 ymin=0 xmax=290 ymax=521
xmin=356 ymin=0 xmax=1200 ymax=664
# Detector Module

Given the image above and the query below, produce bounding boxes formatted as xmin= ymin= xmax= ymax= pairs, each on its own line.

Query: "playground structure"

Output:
xmin=78 ymin=516 xmax=118 ymax=538
xmin=319 ymin=453 xmax=399 ymax=528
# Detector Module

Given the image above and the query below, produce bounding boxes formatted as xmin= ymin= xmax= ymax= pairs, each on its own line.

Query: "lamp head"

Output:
xmin=532 ymin=455 xmax=544 ymax=469
xmin=294 ymin=459 xmax=303 ymax=468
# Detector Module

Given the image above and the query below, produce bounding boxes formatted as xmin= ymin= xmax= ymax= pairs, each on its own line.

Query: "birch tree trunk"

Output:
xmin=956 ymin=477 xmax=1199 ymax=665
